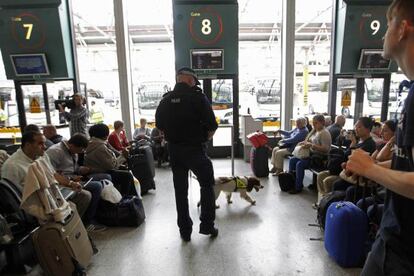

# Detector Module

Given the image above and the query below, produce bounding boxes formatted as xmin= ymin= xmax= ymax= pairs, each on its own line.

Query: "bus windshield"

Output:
xmin=137 ymin=82 xmax=170 ymax=109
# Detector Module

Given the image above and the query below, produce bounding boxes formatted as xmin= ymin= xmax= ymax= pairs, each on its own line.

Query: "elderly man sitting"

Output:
xmin=270 ymin=117 xmax=309 ymax=175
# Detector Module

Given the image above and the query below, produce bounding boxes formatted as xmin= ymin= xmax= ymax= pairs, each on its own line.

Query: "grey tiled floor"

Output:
xmin=86 ymin=159 xmax=361 ymax=276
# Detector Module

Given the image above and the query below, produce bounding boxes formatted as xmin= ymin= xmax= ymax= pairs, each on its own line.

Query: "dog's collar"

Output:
xmin=233 ymin=177 xmax=247 ymax=192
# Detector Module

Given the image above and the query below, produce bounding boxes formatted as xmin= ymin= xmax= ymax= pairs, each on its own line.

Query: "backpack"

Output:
xmin=278 ymin=172 xmax=295 ymax=192
xmin=327 ymin=148 xmax=346 ymax=175
xmin=317 ymin=191 xmax=346 ymax=229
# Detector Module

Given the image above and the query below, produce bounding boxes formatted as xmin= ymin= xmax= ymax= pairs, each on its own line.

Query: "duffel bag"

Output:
xmin=97 ymin=196 xmax=145 ymax=227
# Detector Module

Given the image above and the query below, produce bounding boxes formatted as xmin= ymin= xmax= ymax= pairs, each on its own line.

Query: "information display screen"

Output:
xmin=358 ymin=49 xmax=391 ymax=70
xmin=190 ymin=49 xmax=224 ymax=70
xmin=10 ymin=53 xmax=50 ymax=76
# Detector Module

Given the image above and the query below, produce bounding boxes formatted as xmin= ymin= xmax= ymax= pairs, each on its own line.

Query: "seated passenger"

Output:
xmin=85 ymin=124 xmax=136 ymax=196
xmin=270 ymin=117 xmax=308 ymax=175
xmin=304 ymin=116 xmax=313 ymax=132
xmin=108 ymin=120 xmax=129 ymax=151
xmin=43 ymin=124 xmax=63 ymax=145
xmin=24 ymin=124 xmax=53 ymax=148
xmin=133 ymin=118 xmax=152 ymax=142
xmin=370 ymin=120 xmax=397 ymax=162
xmin=151 ymin=126 xmax=168 ymax=167
xmin=288 ymin=114 xmax=331 ymax=194
xmin=1 ymin=132 xmax=101 ymax=230
xmin=326 ymin=115 xmax=346 ymax=145
xmin=85 ymin=124 xmax=126 ymax=173
xmin=332 ymin=117 xmax=377 ymax=192
xmin=344 ymin=120 xmax=396 ymax=203
xmin=371 ymin=121 xmax=384 ymax=146
xmin=46 ymin=133 xmax=106 ymax=231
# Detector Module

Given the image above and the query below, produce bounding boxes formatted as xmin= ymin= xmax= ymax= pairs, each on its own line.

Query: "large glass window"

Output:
xmin=72 ymin=0 xmax=120 ymax=127
xmin=294 ymin=0 xmax=332 ymax=121
xmin=126 ymin=1 xmax=175 ymax=129
xmin=239 ymin=0 xmax=282 ymax=125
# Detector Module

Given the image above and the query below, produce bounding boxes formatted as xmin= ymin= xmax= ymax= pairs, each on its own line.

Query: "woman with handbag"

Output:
xmin=287 ymin=114 xmax=331 ymax=194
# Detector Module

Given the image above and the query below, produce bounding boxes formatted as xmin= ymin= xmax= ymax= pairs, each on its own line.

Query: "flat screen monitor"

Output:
xmin=10 ymin=53 xmax=50 ymax=77
xmin=190 ymin=49 xmax=224 ymax=70
xmin=358 ymin=49 xmax=391 ymax=71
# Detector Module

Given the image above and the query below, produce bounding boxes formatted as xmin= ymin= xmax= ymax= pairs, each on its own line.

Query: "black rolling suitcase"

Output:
xmin=250 ymin=146 xmax=269 ymax=177
xmin=129 ymin=146 xmax=156 ymax=195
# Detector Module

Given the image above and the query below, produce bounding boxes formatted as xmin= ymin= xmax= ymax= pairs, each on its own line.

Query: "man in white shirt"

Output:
xmin=1 ymin=131 xmax=91 ymax=223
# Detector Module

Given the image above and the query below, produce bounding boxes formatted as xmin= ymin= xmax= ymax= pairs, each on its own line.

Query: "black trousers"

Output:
xmin=169 ymin=143 xmax=216 ymax=233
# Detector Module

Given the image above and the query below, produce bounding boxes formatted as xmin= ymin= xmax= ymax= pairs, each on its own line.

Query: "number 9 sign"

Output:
xmin=189 ymin=7 xmax=223 ymax=45
xmin=358 ymin=12 xmax=386 ymax=45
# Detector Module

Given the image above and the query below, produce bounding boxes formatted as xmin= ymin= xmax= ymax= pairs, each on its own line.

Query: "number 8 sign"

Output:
xmin=189 ymin=7 xmax=223 ymax=45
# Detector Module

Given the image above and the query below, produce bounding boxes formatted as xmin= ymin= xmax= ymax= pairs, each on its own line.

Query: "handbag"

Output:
xmin=292 ymin=145 xmax=310 ymax=159
xmin=100 ymin=179 xmax=122 ymax=204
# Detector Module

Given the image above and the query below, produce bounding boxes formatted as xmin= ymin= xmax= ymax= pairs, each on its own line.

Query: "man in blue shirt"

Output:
xmin=270 ymin=117 xmax=308 ymax=175
xmin=346 ymin=1 xmax=414 ymax=274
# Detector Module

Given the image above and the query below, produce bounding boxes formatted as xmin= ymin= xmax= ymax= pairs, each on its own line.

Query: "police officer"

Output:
xmin=155 ymin=67 xmax=218 ymax=242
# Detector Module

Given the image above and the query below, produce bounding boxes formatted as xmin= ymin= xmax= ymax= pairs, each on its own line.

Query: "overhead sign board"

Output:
xmin=173 ymin=1 xmax=238 ymax=76
xmin=334 ymin=0 xmax=397 ymax=74
xmin=0 ymin=0 xmax=75 ymax=80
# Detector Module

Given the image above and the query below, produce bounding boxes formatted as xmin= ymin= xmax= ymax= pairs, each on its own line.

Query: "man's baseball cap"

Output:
xmin=177 ymin=67 xmax=201 ymax=85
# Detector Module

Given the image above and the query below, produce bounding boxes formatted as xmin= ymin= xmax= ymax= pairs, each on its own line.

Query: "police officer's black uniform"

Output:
xmin=155 ymin=77 xmax=218 ymax=240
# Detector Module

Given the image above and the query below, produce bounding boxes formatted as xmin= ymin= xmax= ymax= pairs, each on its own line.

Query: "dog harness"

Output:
xmin=233 ymin=177 xmax=247 ymax=192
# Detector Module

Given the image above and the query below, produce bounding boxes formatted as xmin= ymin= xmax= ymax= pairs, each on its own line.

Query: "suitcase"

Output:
xmin=129 ymin=146 xmax=156 ymax=195
xmin=96 ymin=196 xmax=146 ymax=227
xmin=32 ymin=203 xmax=93 ymax=276
xmin=324 ymin=201 xmax=368 ymax=267
xmin=277 ymin=172 xmax=295 ymax=192
xmin=317 ymin=190 xmax=346 ymax=229
xmin=250 ymin=146 xmax=269 ymax=177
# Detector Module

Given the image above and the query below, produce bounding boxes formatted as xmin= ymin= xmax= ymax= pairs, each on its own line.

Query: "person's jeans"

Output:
xmin=288 ymin=157 xmax=310 ymax=190
xmin=83 ymin=181 xmax=103 ymax=224
xmin=169 ymin=143 xmax=216 ymax=233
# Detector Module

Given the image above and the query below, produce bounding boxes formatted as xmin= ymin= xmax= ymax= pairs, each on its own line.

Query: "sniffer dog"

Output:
xmin=197 ymin=176 xmax=263 ymax=207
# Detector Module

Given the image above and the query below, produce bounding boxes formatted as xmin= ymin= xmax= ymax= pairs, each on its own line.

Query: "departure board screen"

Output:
xmin=358 ymin=49 xmax=390 ymax=70
xmin=190 ymin=49 xmax=224 ymax=70
xmin=10 ymin=53 xmax=50 ymax=76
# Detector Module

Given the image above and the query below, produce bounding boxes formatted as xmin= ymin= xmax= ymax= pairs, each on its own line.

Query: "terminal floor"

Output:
xmin=27 ymin=159 xmax=361 ymax=276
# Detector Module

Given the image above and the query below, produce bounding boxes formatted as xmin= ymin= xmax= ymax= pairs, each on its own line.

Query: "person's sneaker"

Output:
xmin=269 ymin=167 xmax=277 ymax=174
xmin=312 ymin=202 xmax=319 ymax=210
xmin=199 ymin=227 xmax=218 ymax=238
xmin=87 ymin=224 xmax=107 ymax=233
xmin=271 ymin=169 xmax=283 ymax=176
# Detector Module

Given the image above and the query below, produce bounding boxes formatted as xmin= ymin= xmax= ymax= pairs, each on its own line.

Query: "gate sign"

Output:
xmin=334 ymin=0 xmax=398 ymax=74
xmin=341 ymin=90 xmax=352 ymax=107
xmin=0 ymin=0 xmax=75 ymax=80
xmin=173 ymin=1 xmax=238 ymax=76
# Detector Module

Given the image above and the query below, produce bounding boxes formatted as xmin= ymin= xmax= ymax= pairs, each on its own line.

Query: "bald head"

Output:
xmin=335 ymin=115 xmax=346 ymax=127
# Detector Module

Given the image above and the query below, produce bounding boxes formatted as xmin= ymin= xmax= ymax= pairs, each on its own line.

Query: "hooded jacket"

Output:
xmin=84 ymin=137 xmax=117 ymax=173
